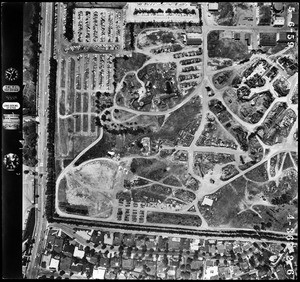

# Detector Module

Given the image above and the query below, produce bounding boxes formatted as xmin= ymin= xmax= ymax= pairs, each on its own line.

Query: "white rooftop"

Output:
xmin=73 ymin=246 xmax=85 ymax=259
xmin=202 ymin=197 xmax=213 ymax=206
xmin=93 ymin=267 xmax=106 ymax=279
xmin=49 ymin=258 xmax=60 ymax=271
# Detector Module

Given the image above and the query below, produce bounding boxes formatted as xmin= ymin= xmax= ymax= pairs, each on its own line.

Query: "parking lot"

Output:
xmin=74 ymin=8 xmax=124 ymax=46
xmin=57 ymin=53 xmax=115 ymax=137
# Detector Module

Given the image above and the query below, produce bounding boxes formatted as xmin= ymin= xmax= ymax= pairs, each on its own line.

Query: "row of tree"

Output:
xmin=64 ymin=2 xmax=76 ymax=41
xmin=29 ymin=3 xmax=42 ymax=86
xmin=45 ymin=57 xmax=57 ymax=222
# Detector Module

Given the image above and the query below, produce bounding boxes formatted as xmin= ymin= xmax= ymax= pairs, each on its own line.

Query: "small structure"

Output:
xmin=208 ymin=3 xmax=219 ymax=11
xmin=273 ymin=16 xmax=285 ymax=26
xmin=202 ymin=196 xmax=213 ymax=206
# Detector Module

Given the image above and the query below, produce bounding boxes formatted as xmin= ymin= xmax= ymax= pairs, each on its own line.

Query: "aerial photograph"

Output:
xmin=22 ymin=2 xmax=298 ymax=280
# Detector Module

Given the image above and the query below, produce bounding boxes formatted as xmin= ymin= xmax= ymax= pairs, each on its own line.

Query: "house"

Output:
xmin=104 ymin=233 xmax=113 ymax=245
xmin=168 ymin=237 xmax=181 ymax=250
xmin=180 ymin=238 xmax=191 ymax=250
xmin=208 ymin=3 xmax=218 ymax=11
xmin=113 ymin=232 xmax=122 ymax=245
xmin=88 ymin=254 xmax=99 ymax=265
xmin=63 ymin=244 xmax=75 ymax=257
xmin=76 ymin=229 xmax=92 ymax=241
xmin=70 ymin=263 xmax=83 ymax=274
xmin=99 ymin=257 xmax=110 ymax=268
xmin=73 ymin=246 xmax=85 ymax=259
xmin=60 ymin=257 xmax=72 ymax=272
xmin=49 ymin=258 xmax=60 ymax=272
xmin=53 ymin=237 xmax=64 ymax=253
xmin=191 ymin=239 xmax=200 ymax=251
xmin=191 ymin=260 xmax=203 ymax=271
xmin=122 ymin=258 xmax=135 ymax=270
xmin=204 ymin=266 xmax=219 ymax=279
xmin=90 ymin=231 xmax=105 ymax=245
xmin=259 ymin=33 xmax=277 ymax=46
xmin=41 ymin=254 xmax=51 ymax=269
xmin=217 ymin=243 xmax=225 ymax=255
xmin=110 ymin=256 xmax=121 ymax=268
xmin=92 ymin=267 xmax=106 ymax=279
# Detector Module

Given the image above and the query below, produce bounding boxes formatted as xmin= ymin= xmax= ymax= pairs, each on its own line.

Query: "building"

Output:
xmin=234 ymin=33 xmax=241 ymax=40
xmin=186 ymin=33 xmax=202 ymax=45
xmin=259 ymin=33 xmax=277 ymax=46
xmin=208 ymin=3 xmax=219 ymax=11
xmin=273 ymin=16 xmax=285 ymax=26
xmin=202 ymin=196 xmax=213 ymax=206
xmin=73 ymin=246 xmax=85 ymax=259
xmin=220 ymin=30 xmax=234 ymax=39
xmin=104 ymin=233 xmax=113 ymax=245
xmin=244 ymin=33 xmax=252 ymax=46
xmin=41 ymin=254 xmax=51 ymax=269
xmin=49 ymin=258 xmax=60 ymax=272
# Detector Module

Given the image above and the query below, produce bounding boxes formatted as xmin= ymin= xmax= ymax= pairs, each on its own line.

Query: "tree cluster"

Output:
xmin=29 ymin=3 xmax=42 ymax=86
xmin=45 ymin=57 xmax=58 ymax=222
xmin=64 ymin=3 xmax=76 ymax=41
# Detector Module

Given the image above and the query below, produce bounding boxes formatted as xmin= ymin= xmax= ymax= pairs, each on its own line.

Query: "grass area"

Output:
xmin=23 ymin=208 xmax=35 ymax=241
xmin=208 ymin=31 xmax=250 ymax=61
xmin=245 ymin=161 xmax=268 ymax=182
xmin=23 ymin=120 xmax=38 ymax=167
xmin=147 ymin=212 xmax=202 ymax=227
xmin=153 ymin=95 xmax=202 ymax=145
xmin=198 ymin=183 xmax=243 ymax=227
xmin=74 ymin=131 xmax=116 ymax=166
xmin=137 ymin=29 xmax=179 ymax=49
xmin=212 ymin=70 xmax=234 ymax=89
xmin=59 ymin=90 xmax=66 ymax=115
xmin=174 ymin=189 xmax=195 ymax=203
xmin=115 ymin=52 xmax=150 ymax=83
xmin=162 ymin=175 xmax=182 ymax=187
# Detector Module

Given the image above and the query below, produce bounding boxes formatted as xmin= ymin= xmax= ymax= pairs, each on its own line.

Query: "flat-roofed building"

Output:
xmin=273 ymin=16 xmax=285 ymax=26
xmin=208 ymin=3 xmax=219 ymax=11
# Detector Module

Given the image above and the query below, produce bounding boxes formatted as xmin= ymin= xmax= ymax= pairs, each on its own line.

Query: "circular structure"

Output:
xmin=3 ymin=153 xmax=20 ymax=171
xmin=5 ymin=67 xmax=19 ymax=81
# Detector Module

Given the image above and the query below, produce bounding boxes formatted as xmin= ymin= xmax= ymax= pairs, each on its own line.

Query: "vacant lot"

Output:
xmin=208 ymin=31 xmax=250 ymax=62
xmin=115 ymin=52 xmax=150 ymax=83
xmin=147 ymin=211 xmax=202 ymax=227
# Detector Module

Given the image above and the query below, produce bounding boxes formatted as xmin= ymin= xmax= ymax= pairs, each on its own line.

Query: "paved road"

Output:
xmin=26 ymin=2 xmax=53 ymax=279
